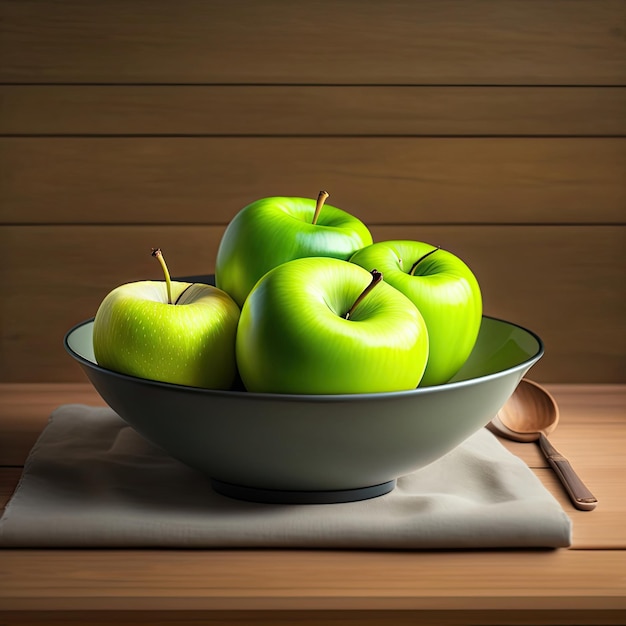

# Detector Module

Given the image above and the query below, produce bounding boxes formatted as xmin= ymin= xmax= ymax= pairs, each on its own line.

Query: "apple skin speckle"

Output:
xmin=93 ymin=280 xmax=240 ymax=389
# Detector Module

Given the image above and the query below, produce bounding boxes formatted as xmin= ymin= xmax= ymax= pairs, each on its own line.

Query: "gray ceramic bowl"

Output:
xmin=65 ymin=288 xmax=543 ymax=503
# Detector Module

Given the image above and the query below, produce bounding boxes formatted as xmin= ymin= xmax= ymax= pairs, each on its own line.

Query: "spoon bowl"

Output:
xmin=488 ymin=379 xmax=597 ymax=511
xmin=490 ymin=379 xmax=559 ymax=442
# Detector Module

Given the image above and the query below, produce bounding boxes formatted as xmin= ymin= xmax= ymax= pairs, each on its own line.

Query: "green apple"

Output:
xmin=350 ymin=241 xmax=482 ymax=387
xmin=93 ymin=249 xmax=240 ymax=389
xmin=235 ymin=256 xmax=429 ymax=394
xmin=215 ymin=191 xmax=373 ymax=307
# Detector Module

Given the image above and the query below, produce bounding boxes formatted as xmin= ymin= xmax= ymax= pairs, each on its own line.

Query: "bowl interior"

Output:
xmin=448 ymin=316 xmax=542 ymax=384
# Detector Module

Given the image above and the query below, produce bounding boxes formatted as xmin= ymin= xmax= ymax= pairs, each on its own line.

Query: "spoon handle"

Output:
xmin=539 ymin=434 xmax=598 ymax=511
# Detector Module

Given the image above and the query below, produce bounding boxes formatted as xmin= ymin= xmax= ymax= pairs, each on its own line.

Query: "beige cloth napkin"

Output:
xmin=0 ymin=404 xmax=572 ymax=548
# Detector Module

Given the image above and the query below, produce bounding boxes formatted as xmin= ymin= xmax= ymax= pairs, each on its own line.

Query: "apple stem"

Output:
xmin=151 ymin=248 xmax=173 ymax=305
xmin=344 ymin=270 xmax=383 ymax=320
xmin=409 ymin=246 xmax=440 ymax=276
xmin=312 ymin=190 xmax=329 ymax=225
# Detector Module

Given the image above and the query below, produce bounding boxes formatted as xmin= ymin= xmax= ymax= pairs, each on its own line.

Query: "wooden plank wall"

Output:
xmin=0 ymin=0 xmax=625 ymax=384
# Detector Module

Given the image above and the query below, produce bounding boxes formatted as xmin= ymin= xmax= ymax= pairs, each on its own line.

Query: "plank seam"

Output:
xmin=1 ymin=82 xmax=626 ymax=88
xmin=3 ymin=223 xmax=625 ymax=228
xmin=2 ymin=134 xmax=626 ymax=139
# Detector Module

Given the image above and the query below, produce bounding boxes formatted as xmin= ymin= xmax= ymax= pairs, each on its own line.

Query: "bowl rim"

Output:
xmin=64 ymin=315 xmax=544 ymax=403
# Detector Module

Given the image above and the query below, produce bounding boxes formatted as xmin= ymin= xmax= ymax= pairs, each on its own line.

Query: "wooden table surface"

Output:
xmin=0 ymin=383 xmax=624 ymax=625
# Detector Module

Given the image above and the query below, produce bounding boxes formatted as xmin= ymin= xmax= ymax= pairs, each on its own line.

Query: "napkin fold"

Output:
xmin=0 ymin=404 xmax=572 ymax=548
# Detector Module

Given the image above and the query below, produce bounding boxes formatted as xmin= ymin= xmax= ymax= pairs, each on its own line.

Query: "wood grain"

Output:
xmin=2 ymin=86 xmax=625 ymax=136
xmin=0 ymin=0 xmax=624 ymax=389
xmin=1 ymin=384 xmax=624 ymax=623
xmin=1 ymin=610 xmax=623 ymax=626
xmin=1 ymin=225 xmax=624 ymax=383
xmin=0 ymin=609 xmax=622 ymax=626
xmin=1 ymin=0 xmax=625 ymax=85
xmin=1 ymin=138 xmax=624 ymax=224
xmin=0 ymin=549 xmax=625 ymax=612
xmin=0 ymin=2 xmax=624 ymax=622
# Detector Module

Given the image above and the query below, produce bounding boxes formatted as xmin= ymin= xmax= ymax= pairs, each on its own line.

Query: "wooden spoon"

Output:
xmin=488 ymin=379 xmax=597 ymax=511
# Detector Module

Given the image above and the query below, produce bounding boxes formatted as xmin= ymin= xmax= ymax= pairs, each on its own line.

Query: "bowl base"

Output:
xmin=210 ymin=478 xmax=396 ymax=504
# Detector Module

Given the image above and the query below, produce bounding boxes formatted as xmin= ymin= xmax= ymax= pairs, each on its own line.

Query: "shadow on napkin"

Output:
xmin=0 ymin=404 xmax=572 ymax=548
